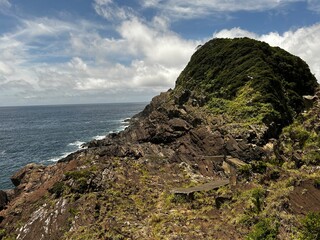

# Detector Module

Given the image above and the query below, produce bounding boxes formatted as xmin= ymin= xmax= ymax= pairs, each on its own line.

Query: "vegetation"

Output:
xmin=175 ymin=38 xmax=317 ymax=128
xmin=247 ymin=218 xmax=279 ymax=240
xmin=299 ymin=212 xmax=320 ymax=240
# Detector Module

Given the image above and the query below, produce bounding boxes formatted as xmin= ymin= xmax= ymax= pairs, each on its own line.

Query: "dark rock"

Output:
xmin=0 ymin=190 xmax=8 ymax=210
xmin=175 ymin=89 xmax=191 ymax=106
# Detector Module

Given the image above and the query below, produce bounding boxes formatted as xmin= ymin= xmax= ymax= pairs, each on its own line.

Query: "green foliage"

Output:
xmin=314 ymin=178 xmax=320 ymax=189
xmin=0 ymin=229 xmax=6 ymax=238
xmin=239 ymin=164 xmax=252 ymax=179
xmin=49 ymin=182 xmax=65 ymax=198
xmin=281 ymin=115 xmax=320 ymax=166
xmin=169 ymin=193 xmax=193 ymax=204
xmin=246 ymin=218 xmax=278 ymax=240
xmin=65 ymin=169 xmax=93 ymax=193
xmin=251 ymin=187 xmax=266 ymax=213
xmin=175 ymin=37 xmax=317 ymax=127
xmin=269 ymin=169 xmax=280 ymax=181
xmin=251 ymin=161 xmax=267 ymax=174
xmin=65 ymin=169 xmax=91 ymax=180
xmin=299 ymin=212 xmax=320 ymax=240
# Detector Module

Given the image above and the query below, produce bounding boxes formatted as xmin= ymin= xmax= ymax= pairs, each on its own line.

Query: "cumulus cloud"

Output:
xmin=213 ymin=24 xmax=320 ymax=81
xmin=0 ymin=14 xmax=198 ymax=105
xmin=140 ymin=0 xmax=311 ymax=19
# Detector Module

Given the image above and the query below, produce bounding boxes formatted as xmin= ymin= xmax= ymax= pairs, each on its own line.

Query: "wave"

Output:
xmin=68 ymin=140 xmax=86 ymax=148
xmin=47 ymin=118 xmax=132 ymax=162
xmin=0 ymin=150 xmax=6 ymax=155
xmin=47 ymin=151 xmax=73 ymax=162
xmin=93 ymin=135 xmax=106 ymax=140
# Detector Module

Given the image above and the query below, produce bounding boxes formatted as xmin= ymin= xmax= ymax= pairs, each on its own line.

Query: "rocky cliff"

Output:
xmin=0 ymin=38 xmax=320 ymax=240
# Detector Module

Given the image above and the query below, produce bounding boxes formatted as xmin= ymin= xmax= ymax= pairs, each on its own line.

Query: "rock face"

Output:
xmin=0 ymin=38 xmax=319 ymax=240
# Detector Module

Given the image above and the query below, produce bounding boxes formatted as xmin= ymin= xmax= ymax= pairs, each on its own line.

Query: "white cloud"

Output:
xmin=0 ymin=61 xmax=13 ymax=75
xmin=213 ymin=24 xmax=320 ymax=81
xmin=0 ymin=15 xmax=198 ymax=105
xmin=141 ymin=0 xmax=303 ymax=18
xmin=93 ymin=0 xmax=135 ymax=21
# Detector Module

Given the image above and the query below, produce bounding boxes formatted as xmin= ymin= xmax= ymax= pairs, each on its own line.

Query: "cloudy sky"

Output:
xmin=0 ymin=0 xmax=319 ymax=106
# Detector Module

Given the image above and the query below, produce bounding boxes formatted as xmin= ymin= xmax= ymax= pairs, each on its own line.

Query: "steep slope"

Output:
xmin=0 ymin=38 xmax=319 ymax=240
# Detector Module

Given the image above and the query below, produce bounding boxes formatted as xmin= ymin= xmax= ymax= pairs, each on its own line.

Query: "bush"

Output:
xmin=49 ymin=182 xmax=65 ymax=198
xmin=299 ymin=212 xmax=320 ymax=240
xmin=246 ymin=218 xmax=278 ymax=240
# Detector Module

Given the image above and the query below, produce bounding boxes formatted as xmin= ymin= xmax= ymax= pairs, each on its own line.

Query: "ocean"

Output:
xmin=0 ymin=103 xmax=146 ymax=190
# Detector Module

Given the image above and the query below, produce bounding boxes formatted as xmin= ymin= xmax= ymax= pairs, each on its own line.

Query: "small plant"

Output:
xmin=299 ymin=212 xmax=320 ymax=240
xmin=251 ymin=187 xmax=265 ymax=213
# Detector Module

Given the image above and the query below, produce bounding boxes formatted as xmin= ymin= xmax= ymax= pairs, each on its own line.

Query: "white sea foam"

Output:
xmin=93 ymin=135 xmax=106 ymax=140
xmin=47 ymin=152 xmax=73 ymax=162
xmin=0 ymin=150 xmax=6 ymax=155
xmin=68 ymin=140 xmax=85 ymax=148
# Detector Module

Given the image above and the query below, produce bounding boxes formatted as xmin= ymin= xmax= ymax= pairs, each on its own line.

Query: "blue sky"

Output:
xmin=0 ymin=0 xmax=319 ymax=106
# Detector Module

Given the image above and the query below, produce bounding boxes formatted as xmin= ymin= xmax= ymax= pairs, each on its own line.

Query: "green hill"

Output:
xmin=175 ymin=38 xmax=317 ymax=127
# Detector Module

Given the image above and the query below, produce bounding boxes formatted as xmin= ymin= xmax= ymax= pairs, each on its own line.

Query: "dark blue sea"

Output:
xmin=0 ymin=103 xmax=146 ymax=190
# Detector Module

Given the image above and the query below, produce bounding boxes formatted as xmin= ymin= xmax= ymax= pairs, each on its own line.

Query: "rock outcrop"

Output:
xmin=0 ymin=38 xmax=319 ymax=240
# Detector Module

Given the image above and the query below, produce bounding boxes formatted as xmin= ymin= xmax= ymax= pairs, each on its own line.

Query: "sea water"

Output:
xmin=0 ymin=103 xmax=146 ymax=189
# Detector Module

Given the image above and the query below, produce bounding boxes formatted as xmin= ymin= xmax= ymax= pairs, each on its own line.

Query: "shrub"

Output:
xmin=251 ymin=188 xmax=265 ymax=213
xmin=299 ymin=212 xmax=320 ymax=240
xmin=49 ymin=182 xmax=65 ymax=198
xmin=246 ymin=218 xmax=278 ymax=240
